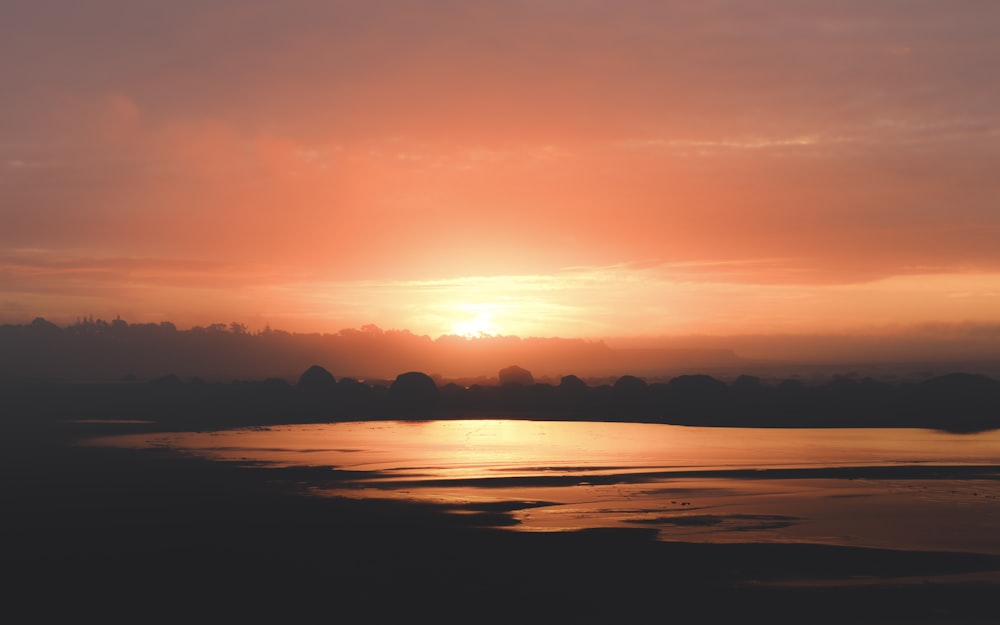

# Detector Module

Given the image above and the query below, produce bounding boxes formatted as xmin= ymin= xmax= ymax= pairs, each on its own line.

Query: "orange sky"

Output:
xmin=3 ymin=1 xmax=1000 ymax=343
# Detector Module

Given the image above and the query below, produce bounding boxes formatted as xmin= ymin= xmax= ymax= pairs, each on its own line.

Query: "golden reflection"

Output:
xmin=85 ymin=420 xmax=1000 ymax=554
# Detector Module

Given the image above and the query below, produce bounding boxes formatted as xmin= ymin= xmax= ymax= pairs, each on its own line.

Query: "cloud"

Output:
xmin=2 ymin=1 xmax=999 ymax=335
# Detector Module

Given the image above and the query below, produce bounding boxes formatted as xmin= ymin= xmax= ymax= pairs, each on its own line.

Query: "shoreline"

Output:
xmin=5 ymin=368 xmax=1000 ymax=434
xmin=4 ymin=417 xmax=1000 ymax=622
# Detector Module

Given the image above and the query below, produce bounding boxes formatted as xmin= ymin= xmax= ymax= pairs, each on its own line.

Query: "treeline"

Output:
xmin=6 ymin=364 xmax=999 ymax=434
xmin=0 ymin=317 xmax=742 ymax=382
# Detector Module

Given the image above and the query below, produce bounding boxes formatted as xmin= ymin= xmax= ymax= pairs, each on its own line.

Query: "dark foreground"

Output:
xmin=4 ymin=419 xmax=1000 ymax=624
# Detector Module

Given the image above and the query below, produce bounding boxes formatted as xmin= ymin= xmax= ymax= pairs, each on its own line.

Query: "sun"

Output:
xmin=450 ymin=313 xmax=500 ymax=339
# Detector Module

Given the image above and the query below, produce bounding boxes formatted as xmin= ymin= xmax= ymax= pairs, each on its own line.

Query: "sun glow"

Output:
xmin=450 ymin=313 xmax=500 ymax=339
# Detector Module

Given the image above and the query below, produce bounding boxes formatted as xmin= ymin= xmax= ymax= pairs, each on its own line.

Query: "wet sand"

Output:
xmin=82 ymin=419 xmax=1000 ymax=557
xmin=4 ymin=418 xmax=1000 ymax=623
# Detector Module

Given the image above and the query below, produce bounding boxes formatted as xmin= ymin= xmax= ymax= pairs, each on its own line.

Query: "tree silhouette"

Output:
xmin=498 ymin=365 xmax=534 ymax=387
xmin=388 ymin=371 xmax=440 ymax=417
xmin=298 ymin=365 xmax=336 ymax=389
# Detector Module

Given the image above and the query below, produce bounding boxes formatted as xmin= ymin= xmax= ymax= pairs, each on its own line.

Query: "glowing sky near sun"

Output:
xmin=2 ymin=1 xmax=1000 ymax=340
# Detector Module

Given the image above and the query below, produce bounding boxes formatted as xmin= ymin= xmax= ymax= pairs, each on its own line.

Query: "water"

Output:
xmin=85 ymin=419 xmax=1000 ymax=555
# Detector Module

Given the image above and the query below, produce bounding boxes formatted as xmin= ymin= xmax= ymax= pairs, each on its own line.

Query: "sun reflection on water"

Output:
xmin=85 ymin=419 xmax=1000 ymax=554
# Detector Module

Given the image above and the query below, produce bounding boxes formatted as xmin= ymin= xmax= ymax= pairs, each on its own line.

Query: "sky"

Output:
xmin=3 ymin=0 xmax=1000 ymax=346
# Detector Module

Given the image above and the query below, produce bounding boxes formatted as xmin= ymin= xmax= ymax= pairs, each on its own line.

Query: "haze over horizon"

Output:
xmin=3 ymin=1 xmax=1000 ymax=343
xmin=5 ymin=315 xmax=1000 ymax=385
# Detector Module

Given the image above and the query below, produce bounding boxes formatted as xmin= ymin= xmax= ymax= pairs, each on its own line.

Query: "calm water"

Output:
xmin=86 ymin=420 xmax=1000 ymax=555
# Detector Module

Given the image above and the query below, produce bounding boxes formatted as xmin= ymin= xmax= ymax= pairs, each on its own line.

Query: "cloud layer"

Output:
xmin=2 ymin=1 xmax=999 ymax=337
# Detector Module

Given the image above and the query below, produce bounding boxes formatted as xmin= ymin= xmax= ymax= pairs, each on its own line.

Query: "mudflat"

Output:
xmin=4 ymin=418 xmax=1000 ymax=624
